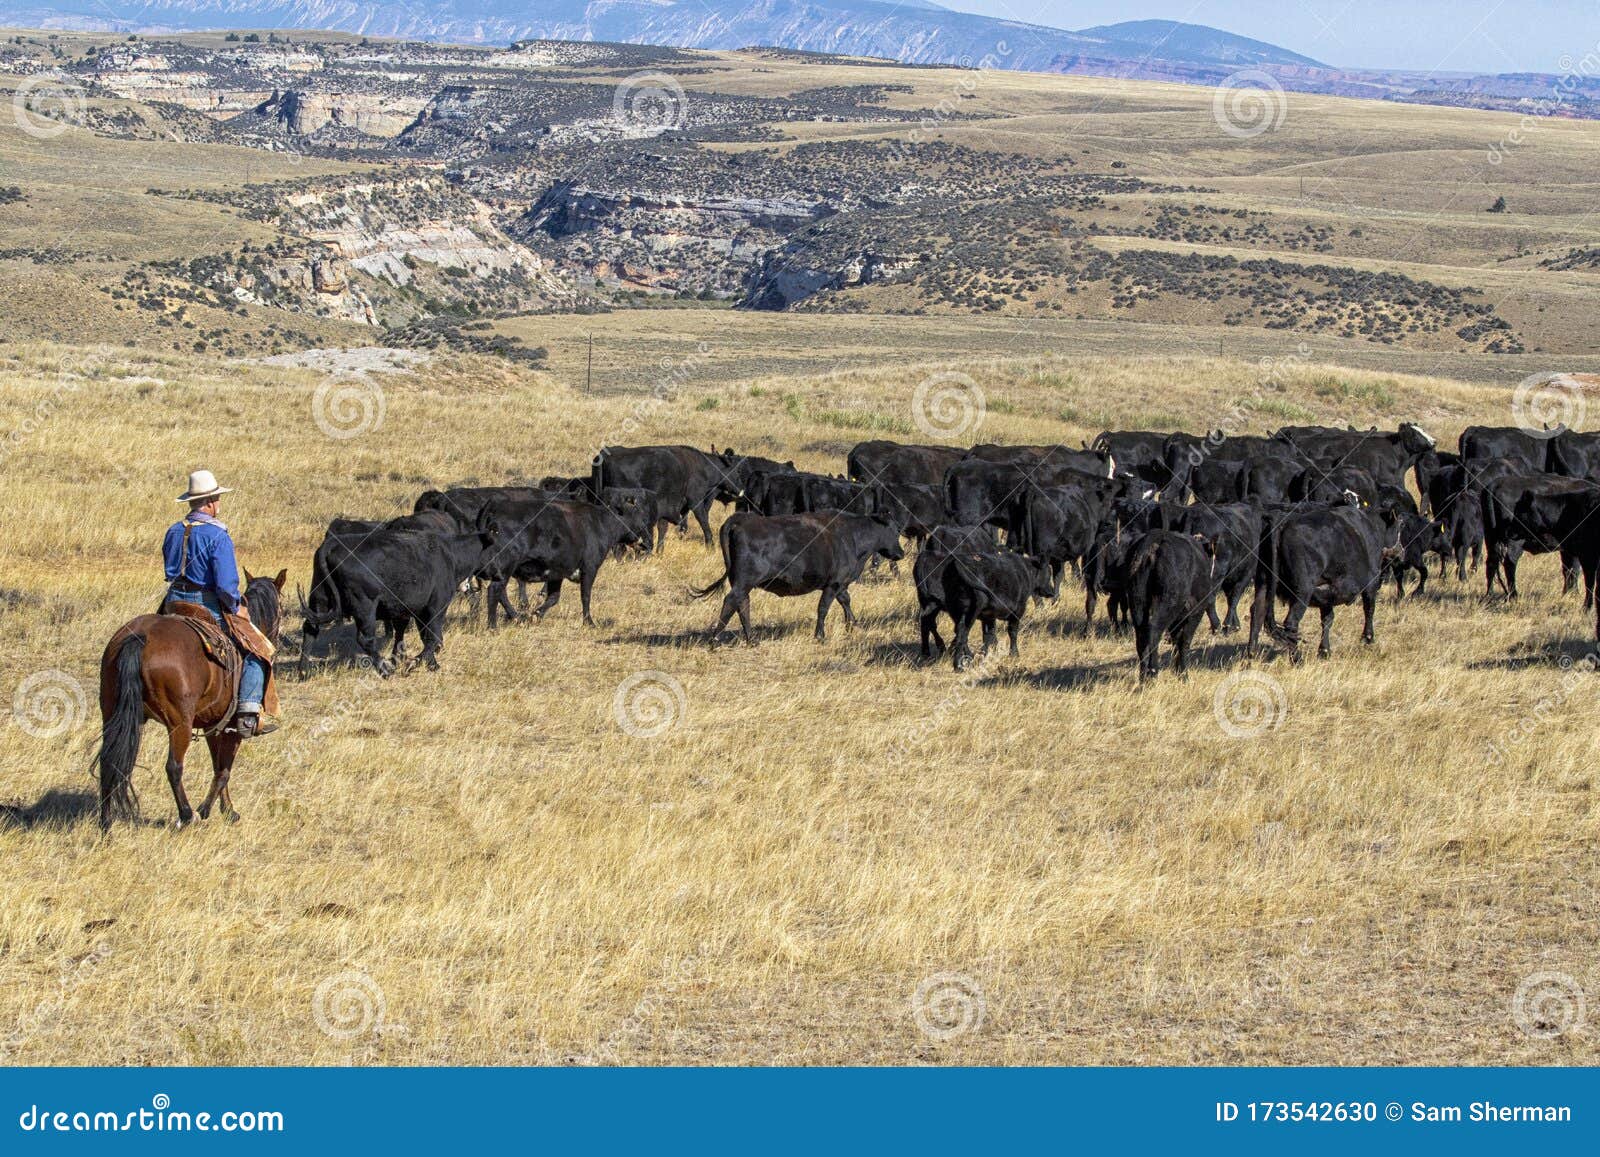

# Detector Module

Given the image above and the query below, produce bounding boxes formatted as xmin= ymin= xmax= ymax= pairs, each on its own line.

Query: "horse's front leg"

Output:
xmin=197 ymin=733 xmax=242 ymax=823
xmin=166 ymin=724 xmax=194 ymax=827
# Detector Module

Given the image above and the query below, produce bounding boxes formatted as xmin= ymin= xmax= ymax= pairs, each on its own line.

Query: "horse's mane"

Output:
xmin=244 ymin=576 xmax=282 ymax=642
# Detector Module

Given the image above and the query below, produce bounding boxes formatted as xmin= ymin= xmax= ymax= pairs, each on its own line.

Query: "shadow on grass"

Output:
xmin=0 ymin=788 xmax=103 ymax=831
xmin=1467 ymin=637 xmax=1600 ymax=672
xmin=603 ymin=624 xmax=792 ymax=649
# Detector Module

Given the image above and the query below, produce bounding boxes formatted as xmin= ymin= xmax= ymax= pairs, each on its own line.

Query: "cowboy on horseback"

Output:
xmin=163 ymin=470 xmax=277 ymax=737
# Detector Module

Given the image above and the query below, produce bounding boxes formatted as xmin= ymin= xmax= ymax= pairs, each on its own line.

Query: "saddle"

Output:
xmin=158 ymin=600 xmax=243 ymax=736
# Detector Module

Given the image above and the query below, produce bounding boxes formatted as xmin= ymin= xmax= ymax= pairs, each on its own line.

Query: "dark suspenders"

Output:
xmin=170 ymin=520 xmax=203 ymax=594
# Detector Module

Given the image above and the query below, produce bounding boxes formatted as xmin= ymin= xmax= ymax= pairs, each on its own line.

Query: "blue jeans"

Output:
xmin=165 ymin=588 xmax=267 ymax=711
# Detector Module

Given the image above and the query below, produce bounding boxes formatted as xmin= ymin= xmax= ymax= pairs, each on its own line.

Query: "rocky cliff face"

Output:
xmin=154 ymin=173 xmax=573 ymax=326
xmin=255 ymin=87 xmax=427 ymax=136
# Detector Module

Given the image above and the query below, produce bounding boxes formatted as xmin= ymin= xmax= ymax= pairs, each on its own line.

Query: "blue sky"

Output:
xmin=932 ymin=0 xmax=1598 ymax=73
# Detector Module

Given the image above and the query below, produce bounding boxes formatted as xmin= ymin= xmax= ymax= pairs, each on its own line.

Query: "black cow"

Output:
xmin=847 ymin=441 xmax=965 ymax=490
xmin=1238 ymin=454 xmax=1301 ymax=503
xmin=1388 ymin=513 xmax=1450 ymax=598
xmin=692 ymin=512 xmax=904 ymax=645
xmin=1481 ymin=473 xmax=1600 ymax=600
xmin=591 ymin=445 xmax=738 ymax=549
xmin=1008 ymin=484 xmax=1103 ymax=593
xmin=1249 ymin=505 xmax=1401 ymax=660
xmin=301 ymin=510 xmax=477 ymax=672
xmin=301 ymin=528 xmax=491 ymax=677
xmin=1187 ymin=457 xmax=1251 ymax=506
xmin=1459 ymin=426 xmax=1551 ymax=472
xmin=932 ymin=548 xmax=1056 ymax=672
xmin=743 ymin=469 xmax=811 ymax=516
xmin=1125 ymin=531 xmax=1216 ymax=681
xmin=1506 ymin=483 xmax=1600 ymax=637
xmin=912 ymin=525 xmax=995 ymax=660
xmin=745 ymin=471 xmax=883 ymax=519
xmin=802 ymin=475 xmax=885 ymax=517
xmin=416 ymin=485 xmax=542 ymax=525
xmin=1414 ymin=450 xmax=1461 ymax=516
xmin=1279 ymin=423 xmax=1437 ymax=489
xmin=1162 ymin=432 xmax=1302 ymax=502
xmin=1443 ymin=489 xmax=1484 ymax=581
xmin=477 ymin=494 xmax=646 ymax=626
xmin=880 ymin=481 xmax=944 ymax=543
xmin=715 ymin=447 xmax=796 ymax=495
xmin=964 ymin=443 xmax=1115 ymax=476
xmin=593 ymin=486 xmax=659 ymax=558
xmin=1547 ymin=429 xmax=1600 ymax=482
xmin=1163 ymin=503 xmax=1262 ymax=634
xmin=945 ymin=459 xmax=1135 ymax=531
xmin=1287 ymin=465 xmax=1378 ymax=507
xmin=1083 ymin=500 xmax=1170 ymax=630
xmin=1091 ymin=431 xmax=1173 ymax=488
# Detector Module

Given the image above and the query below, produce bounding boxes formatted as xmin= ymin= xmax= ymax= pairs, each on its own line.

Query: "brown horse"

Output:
xmin=96 ymin=571 xmax=285 ymax=831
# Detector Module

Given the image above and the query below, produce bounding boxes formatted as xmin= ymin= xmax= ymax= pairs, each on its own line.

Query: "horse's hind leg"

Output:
xmin=197 ymin=734 xmax=242 ymax=823
xmin=166 ymin=725 xmax=194 ymax=827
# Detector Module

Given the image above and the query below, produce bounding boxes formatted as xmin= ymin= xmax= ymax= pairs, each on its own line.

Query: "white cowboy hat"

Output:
xmin=177 ymin=469 xmax=234 ymax=503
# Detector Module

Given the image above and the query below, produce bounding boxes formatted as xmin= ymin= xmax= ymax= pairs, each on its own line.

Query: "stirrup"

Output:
xmin=229 ymin=713 xmax=277 ymax=738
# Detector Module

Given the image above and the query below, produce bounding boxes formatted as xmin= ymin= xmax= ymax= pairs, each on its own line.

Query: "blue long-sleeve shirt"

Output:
xmin=162 ymin=512 xmax=242 ymax=612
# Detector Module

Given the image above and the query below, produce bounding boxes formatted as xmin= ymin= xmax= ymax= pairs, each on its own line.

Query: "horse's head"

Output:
xmin=243 ymin=568 xmax=288 ymax=645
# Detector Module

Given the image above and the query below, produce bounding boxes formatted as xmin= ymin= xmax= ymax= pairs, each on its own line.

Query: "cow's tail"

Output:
xmin=690 ymin=521 xmax=734 ymax=599
xmin=948 ymin=550 xmax=1013 ymax=611
xmin=97 ymin=634 xmax=145 ymax=826
xmin=590 ymin=447 xmax=609 ymax=494
xmin=1258 ymin=515 xmax=1289 ymax=641
xmin=1125 ymin=535 xmax=1165 ymax=630
xmin=689 ymin=574 xmax=728 ymax=598
xmin=301 ymin=551 xmax=345 ymax=632
xmin=1016 ymin=488 xmax=1038 ymax=558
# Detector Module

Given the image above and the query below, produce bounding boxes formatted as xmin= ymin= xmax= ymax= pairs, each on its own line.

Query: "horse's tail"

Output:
xmin=98 ymin=634 xmax=145 ymax=827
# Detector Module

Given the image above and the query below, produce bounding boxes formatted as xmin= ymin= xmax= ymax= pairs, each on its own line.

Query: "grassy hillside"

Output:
xmin=1 ymin=341 xmax=1596 ymax=1064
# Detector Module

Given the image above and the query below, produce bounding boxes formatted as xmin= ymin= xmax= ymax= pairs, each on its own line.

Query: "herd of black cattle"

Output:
xmin=299 ymin=422 xmax=1600 ymax=682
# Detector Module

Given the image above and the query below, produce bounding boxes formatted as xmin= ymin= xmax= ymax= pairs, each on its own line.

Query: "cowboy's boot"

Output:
xmin=233 ymin=713 xmax=278 ymax=738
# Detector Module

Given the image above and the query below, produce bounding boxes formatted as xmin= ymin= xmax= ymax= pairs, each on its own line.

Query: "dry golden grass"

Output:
xmin=1 ymin=337 xmax=1597 ymax=1065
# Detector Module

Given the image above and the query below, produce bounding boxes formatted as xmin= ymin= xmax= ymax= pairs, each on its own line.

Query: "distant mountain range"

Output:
xmin=6 ymin=1 xmax=1595 ymax=116
xmin=4 ymin=1 xmax=1325 ymax=74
